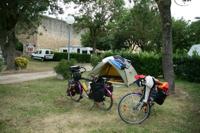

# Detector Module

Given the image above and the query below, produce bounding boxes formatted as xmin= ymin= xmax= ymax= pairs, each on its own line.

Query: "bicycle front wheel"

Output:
xmin=118 ymin=93 xmax=150 ymax=124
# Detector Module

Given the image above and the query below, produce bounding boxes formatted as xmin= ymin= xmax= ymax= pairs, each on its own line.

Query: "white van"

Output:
xmin=31 ymin=49 xmax=54 ymax=61
xmin=59 ymin=46 xmax=93 ymax=54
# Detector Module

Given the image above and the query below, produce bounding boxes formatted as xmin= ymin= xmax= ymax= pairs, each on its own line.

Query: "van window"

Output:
xmin=45 ymin=50 xmax=49 ymax=54
xmin=39 ymin=50 xmax=42 ymax=54
xmin=63 ymin=49 xmax=67 ymax=53
xmin=50 ymin=51 xmax=53 ymax=54
xmin=77 ymin=49 xmax=80 ymax=53
xmin=82 ymin=50 xmax=88 ymax=54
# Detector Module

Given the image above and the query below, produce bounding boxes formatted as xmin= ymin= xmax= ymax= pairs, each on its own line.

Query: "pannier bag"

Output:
xmin=70 ymin=66 xmax=81 ymax=81
xmin=72 ymin=72 xmax=81 ymax=81
xmin=151 ymin=89 xmax=167 ymax=105
xmin=150 ymin=81 xmax=169 ymax=105
xmin=88 ymin=78 xmax=105 ymax=102
xmin=67 ymin=80 xmax=80 ymax=96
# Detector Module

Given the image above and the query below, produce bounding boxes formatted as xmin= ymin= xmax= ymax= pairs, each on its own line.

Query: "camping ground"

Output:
xmin=0 ymin=77 xmax=199 ymax=133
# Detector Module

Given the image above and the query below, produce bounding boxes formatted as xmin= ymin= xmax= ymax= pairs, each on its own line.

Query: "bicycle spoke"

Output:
xmin=118 ymin=93 xmax=150 ymax=124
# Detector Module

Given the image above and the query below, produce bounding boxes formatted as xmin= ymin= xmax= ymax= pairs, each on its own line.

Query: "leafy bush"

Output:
xmin=15 ymin=56 xmax=29 ymax=69
xmin=53 ymin=52 xmax=91 ymax=63
xmin=91 ymin=55 xmax=102 ymax=67
xmin=54 ymin=59 xmax=77 ymax=79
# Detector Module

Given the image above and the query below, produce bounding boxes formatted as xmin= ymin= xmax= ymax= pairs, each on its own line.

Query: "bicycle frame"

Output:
xmin=135 ymin=86 xmax=154 ymax=106
xmin=103 ymin=84 xmax=112 ymax=97
xmin=67 ymin=65 xmax=113 ymax=110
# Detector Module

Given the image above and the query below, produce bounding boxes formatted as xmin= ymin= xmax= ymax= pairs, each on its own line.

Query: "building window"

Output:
xmin=45 ymin=51 xmax=49 ymax=54
xmin=82 ymin=50 xmax=87 ymax=54
xmin=63 ymin=50 xmax=67 ymax=53
xmin=77 ymin=48 xmax=80 ymax=53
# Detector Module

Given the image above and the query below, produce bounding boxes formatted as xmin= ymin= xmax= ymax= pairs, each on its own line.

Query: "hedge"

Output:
xmin=53 ymin=52 xmax=91 ymax=63
xmin=92 ymin=51 xmax=162 ymax=77
xmin=174 ymin=56 xmax=200 ymax=82
xmin=91 ymin=51 xmax=200 ymax=82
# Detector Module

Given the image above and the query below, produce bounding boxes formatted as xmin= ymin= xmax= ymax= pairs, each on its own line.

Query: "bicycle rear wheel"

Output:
xmin=66 ymin=80 xmax=82 ymax=102
xmin=118 ymin=92 xmax=150 ymax=124
xmin=98 ymin=95 xmax=113 ymax=111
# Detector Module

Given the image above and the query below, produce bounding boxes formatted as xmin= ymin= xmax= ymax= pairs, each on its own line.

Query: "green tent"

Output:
xmin=90 ymin=56 xmax=137 ymax=86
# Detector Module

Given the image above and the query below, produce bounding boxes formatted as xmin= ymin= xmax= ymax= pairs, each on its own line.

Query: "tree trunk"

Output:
xmin=1 ymin=30 xmax=17 ymax=70
xmin=90 ymin=30 xmax=97 ymax=54
xmin=93 ymin=36 xmax=97 ymax=54
xmin=156 ymin=0 xmax=175 ymax=93
xmin=0 ymin=32 xmax=7 ymax=60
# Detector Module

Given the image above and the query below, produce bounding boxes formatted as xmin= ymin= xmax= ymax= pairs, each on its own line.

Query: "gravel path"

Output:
xmin=0 ymin=64 xmax=93 ymax=85
xmin=0 ymin=71 xmax=56 ymax=84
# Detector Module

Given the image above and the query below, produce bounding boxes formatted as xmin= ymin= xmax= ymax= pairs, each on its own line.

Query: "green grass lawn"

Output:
xmin=1 ymin=60 xmax=58 ymax=74
xmin=0 ymin=78 xmax=199 ymax=133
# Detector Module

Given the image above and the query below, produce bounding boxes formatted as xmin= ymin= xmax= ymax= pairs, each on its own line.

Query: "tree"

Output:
xmin=0 ymin=0 xmax=62 ymax=70
xmin=155 ymin=0 xmax=175 ymax=92
xmin=172 ymin=18 xmax=190 ymax=52
xmin=111 ymin=0 xmax=162 ymax=51
xmin=65 ymin=0 xmax=124 ymax=53
xmin=188 ymin=20 xmax=200 ymax=45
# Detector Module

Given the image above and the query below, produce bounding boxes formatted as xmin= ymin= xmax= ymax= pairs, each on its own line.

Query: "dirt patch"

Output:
xmin=170 ymin=87 xmax=190 ymax=100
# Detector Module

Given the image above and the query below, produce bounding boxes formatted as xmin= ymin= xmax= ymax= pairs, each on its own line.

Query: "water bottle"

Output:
xmin=81 ymin=81 xmax=88 ymax=92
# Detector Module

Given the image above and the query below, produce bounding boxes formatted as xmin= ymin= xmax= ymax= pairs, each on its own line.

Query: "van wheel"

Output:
xmin=41 ymin=57 xmax=44 ymax=61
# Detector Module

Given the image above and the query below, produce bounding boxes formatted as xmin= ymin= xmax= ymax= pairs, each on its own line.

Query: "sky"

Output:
xmin=124 ymin=0 xmax=200 ymax=21
xmin=48 ymin=0 xmax=200 ymax=22
xmin=171 ymin=0 xmax=200 ymax=21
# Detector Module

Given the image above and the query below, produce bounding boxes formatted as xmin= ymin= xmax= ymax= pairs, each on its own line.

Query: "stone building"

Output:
xmin=17 ymin=16 xmax=82 ymax=55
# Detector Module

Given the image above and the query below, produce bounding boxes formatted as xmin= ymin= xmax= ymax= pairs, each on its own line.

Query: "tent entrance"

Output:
xmin=99 ymin=64 xmax=124 ymax=83
xmin=90 ymin=55 xmax=138 ymax=86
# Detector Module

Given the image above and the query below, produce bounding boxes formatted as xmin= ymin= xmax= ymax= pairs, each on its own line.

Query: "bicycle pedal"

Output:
xmin=150 ymin=102 xmax=154 ymax=107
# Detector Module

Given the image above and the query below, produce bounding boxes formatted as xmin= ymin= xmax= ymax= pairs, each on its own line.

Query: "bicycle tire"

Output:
xmin=66 ymin=80 xmax=82 ymax=102
xmin=118 ymin=92 xmax=150 ymax=124
xmin=98 ymin=95 xmax=113 ymax=111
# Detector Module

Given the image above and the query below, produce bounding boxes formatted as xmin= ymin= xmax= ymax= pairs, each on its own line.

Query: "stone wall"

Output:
xmin=18 ymin=16 xmax=82 ymax=53
xmin=37 ymin=16 xmax=82 ymax=51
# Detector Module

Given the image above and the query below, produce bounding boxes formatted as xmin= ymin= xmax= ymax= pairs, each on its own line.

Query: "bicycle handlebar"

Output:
xmin=80 ymin=77 xmax=92 ymax=82
xmin=80 ymin=66 xmax=86 ymax=73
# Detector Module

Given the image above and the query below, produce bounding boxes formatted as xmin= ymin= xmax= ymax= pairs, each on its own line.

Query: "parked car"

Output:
xmin=31 ymin=49 xmax=54 ymax=61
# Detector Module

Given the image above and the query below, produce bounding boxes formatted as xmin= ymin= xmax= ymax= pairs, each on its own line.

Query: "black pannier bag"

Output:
xmin=88 ymin=78 xmax=105 ymax=102
xmin=70 ymin=66 xmax=81 ymax=81
xmin=72 ymin=72 xmax=81 ymax=81
xmin=150 ymin=89 xmax=167 ymax=105
xmin=67 ymin=80 xmax=80 ymax=96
